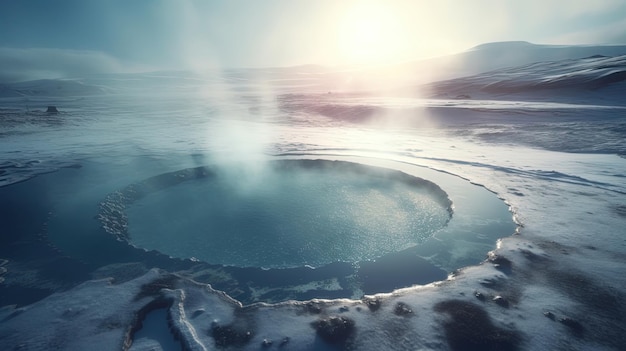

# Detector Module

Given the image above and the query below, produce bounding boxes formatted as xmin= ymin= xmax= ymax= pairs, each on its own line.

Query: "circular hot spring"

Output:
xmin=100 ymin=159 xmax=514 ymax=302
xmin=104 ymin=160 xmax=452 ymax=269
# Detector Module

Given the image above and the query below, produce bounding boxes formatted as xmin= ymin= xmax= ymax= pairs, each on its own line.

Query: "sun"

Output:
xmin=337 ymin=2 xmax=407 ymax=65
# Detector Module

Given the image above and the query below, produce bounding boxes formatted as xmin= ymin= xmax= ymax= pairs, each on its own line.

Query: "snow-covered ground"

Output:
xmin=1 ymin=43 xmax=626 ymax=350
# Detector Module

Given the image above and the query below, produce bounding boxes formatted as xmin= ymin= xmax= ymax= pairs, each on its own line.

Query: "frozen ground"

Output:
xmin=1 ymin=44 xmax=626 ymax=350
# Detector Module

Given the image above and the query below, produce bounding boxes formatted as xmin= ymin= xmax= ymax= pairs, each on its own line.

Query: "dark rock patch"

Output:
xmin=558 ymin=317 xmax=585 ymax=338
xmin=279 ymin=337 xmax=290 ymax=347
xmin=535 ymin=240 xmax=573 ymax=256
xmin=305 ymin=301 xmax=322 ymax=314
xmin=434 ymin=299 xmax=522 ymax=351
xmin=363 ymin=297 xmax=382 ymax=312
xmin=492 ymin=295 xmax=509 ymax=308
xmin=518 ymin=249 xmax=547 ymax=263
xmin=394 ymin=302 xmax=414 ymax=316
xmin=312 ymin=316 xmax=355 ymax=344
xmin=134 ymin=274 xmax=179 ymax=301
xmin=488 ymin=254 xmax=512 ymax=274
xmin=543 ymin=311 xmax=556 ymax=320
xmin=585 ymin=54 xmax=608 ymax=59
xmin=479 ymin=276 xmax=507 ymax=290
xmin=211 ymin=322 xmax=253 ymax=348
xmin=191 ymin=309 xmax=205 ymax=318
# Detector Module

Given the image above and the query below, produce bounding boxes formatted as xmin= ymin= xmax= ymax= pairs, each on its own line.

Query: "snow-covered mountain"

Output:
xmin=351 ymin=41 xmax=626 ymax=91
xmin=426 ymin=54 xmax=626 ymax=103
xmin=1 ymin=41 xmax=624 ymax=100
xmin=409 ymin=41 xmax=626 ymax=82
xmin=442 ymin=41 xmax=626 ymax=77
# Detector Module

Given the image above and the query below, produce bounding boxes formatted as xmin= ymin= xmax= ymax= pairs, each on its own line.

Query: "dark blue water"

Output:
xmin=125 ymin=160 xmax=452 ymax=269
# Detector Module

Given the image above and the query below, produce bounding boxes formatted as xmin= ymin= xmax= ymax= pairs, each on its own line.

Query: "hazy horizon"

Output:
xmin=2 ymin=0 xmax=626 ymax=82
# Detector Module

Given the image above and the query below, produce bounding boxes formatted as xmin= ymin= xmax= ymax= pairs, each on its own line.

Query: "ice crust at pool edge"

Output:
xmin=91 ymin=158 xmax=518 ymax=304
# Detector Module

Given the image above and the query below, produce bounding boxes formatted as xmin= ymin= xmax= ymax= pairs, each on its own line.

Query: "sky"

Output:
xmin=1 ymin=0 xmax=626 ymax=81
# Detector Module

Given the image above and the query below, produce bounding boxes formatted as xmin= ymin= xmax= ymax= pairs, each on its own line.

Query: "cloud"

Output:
xmin=0 ymin=47 xmax=138 ymax=83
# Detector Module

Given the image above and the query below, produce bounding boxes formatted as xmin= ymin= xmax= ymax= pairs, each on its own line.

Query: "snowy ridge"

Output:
xmin=359 ymin=41 xmax=626 ymax=87
xmin=427 ymin=54 xmax=626 ymax=102
xmin=429 ymin=41 xmax=626 ymax=81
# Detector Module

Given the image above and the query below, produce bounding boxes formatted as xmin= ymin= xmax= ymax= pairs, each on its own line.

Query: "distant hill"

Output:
xmin=3 ymin=42 xmax=626 ymax=98
xmin=306 ymin=42 xmax=626 ymax=92
xmin=0 ymin=79 xmax=109 ymax=97
xmin=451 ymin=41 xmax=626 ymax=76
xmin=392 ymin=41 xmax=626 ymax=84
xmin=424 ymin=54 xmax=626 ymax=103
